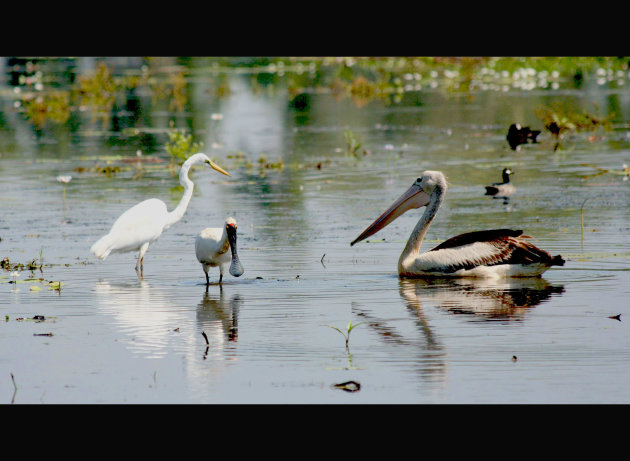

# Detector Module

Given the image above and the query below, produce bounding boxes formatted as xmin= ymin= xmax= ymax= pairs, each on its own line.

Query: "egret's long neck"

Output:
xmin=165 ymin=162 xmax=195 ymax=229
xmin=399 ymin=185 xmax=444 ymax=265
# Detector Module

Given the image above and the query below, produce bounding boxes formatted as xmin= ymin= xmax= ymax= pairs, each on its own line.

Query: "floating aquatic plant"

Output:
xmin=257 ymin=154 xmax=284 ymax=171
xmin=344 ymin=129 xmax=364 ymax=157
xmin=56 ymin=175 xmax=72 ymax=184
xmin=1 ymin=254 xmax=44 ymax=273
xmin=9 ymin=271 xmax=20 ymax=283
xmin=535 ymin=102 xmax=615 ymax=138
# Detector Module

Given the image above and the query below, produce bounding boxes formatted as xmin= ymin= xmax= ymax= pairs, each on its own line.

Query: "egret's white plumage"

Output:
xmin=351 ymin=170 xmax=564 ymax=278
xmin=195 ymin=217 xmax=244 ymax=285
xmin=90 ymin=153 xmax=230 ymax=273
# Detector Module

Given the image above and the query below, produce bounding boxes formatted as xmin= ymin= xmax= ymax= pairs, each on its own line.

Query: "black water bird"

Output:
xmin=507 ymin=123 xmax=540 ymax=150
xmin=485 ymin=168 xmax=515 ymax=197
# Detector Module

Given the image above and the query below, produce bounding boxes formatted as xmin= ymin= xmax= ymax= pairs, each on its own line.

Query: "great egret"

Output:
xmin=195 ymin=217 xmax=244 ymax=285
xmin=485 ymin=168 xmax=515 ymax=197
xmin=351 ymin=170 xmax=564 ymax=278
xmin=90 ymin=153 xmax=230 ymax=273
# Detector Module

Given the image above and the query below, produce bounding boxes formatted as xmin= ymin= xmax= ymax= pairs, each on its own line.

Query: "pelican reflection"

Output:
xmin=399 ymin=277 xmax=565 ymax=320
xmin=351 ymin=292 xmax=447 ymax=381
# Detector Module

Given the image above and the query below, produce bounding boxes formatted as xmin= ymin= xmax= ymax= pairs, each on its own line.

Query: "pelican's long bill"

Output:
xmin=208 ymin=159 xmax=231 ymax=176
xmin=350 ymin=182 xmax=431 ymax=246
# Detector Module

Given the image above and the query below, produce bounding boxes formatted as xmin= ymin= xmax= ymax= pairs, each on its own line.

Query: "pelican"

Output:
xmin=485 ymin=168 xmax=515 ymax=197
xmin=195 ymin=217 xmax=244 ymax=285
xmin=350 ymin=170 xmax=564 ymax=278
xmin=90 ymin=153 xmax=230 ymax=273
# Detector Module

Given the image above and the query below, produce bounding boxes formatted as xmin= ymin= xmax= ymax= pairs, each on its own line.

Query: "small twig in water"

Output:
xmin=10 ymin=373 xmax=17 ymax=404
xmin=201 ymin=331 xmax=209 ymax=345
xmin=580 ymin=198 xmax=588 ymax=246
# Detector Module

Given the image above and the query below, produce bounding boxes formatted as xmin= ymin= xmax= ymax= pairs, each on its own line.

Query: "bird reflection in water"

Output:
xmin=197 ymin=285 xmax=242 ymax=345
xmin=399 ymin=277 xmax=565 ymax=320
xmin=94 ymin=279 xmax=185 ymax=358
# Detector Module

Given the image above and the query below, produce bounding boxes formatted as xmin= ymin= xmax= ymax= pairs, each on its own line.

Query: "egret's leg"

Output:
xmin=205 ymin=272 xmax=210 ymax=286
xmin=136 ymin=242 xmax=150 ymax=272
xmin=219 ymin=270 xmax=223 ymax=284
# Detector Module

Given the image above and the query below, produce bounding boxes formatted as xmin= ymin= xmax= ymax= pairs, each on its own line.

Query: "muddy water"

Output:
xmin=2 ymin=67 xmax=630 ymax=403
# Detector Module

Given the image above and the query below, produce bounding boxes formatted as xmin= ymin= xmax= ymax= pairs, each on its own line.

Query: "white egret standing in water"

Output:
xmin=90 ymin=153 xmax=230 ymax=274
xmin=351 ymin=170 xmax=564 ymax=278
xmin=195 ymin=217 xmax=244 ymax=285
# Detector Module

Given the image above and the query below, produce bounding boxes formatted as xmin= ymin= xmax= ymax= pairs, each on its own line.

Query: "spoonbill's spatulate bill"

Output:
xmin=195 ymin=217 xmax=244 ymax=285
xmin=351 ymin=170 xmax=564 ymax=278
xmin=90 ymin=153 xmax=230 ymax=274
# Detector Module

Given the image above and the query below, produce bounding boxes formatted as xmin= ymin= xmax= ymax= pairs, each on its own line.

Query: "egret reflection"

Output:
xmin=94 ymin=279 xmax=186 ymax=358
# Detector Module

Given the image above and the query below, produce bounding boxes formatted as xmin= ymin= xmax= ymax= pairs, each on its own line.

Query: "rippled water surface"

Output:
xmin=1 ymin=58 xmax=630 ymax=403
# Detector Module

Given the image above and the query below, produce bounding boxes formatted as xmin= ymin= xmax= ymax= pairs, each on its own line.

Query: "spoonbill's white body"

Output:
xmin=195 ymin=217 xmax=244 ymax=285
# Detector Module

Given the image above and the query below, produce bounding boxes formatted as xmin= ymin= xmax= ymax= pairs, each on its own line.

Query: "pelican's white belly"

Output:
xmin=399 ymin=242 xmax=550 ymax=278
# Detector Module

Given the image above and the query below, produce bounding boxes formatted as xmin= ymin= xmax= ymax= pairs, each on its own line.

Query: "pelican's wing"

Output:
xmin=424 ymin=229 xmax=563 ymax=273
xmin=431 ymin=229 xmax=523 ymax=251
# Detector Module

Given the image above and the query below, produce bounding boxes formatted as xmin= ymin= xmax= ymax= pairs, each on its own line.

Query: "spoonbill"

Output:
xmin=351 ymin=170 xmax=564 ymax=278
xmin=195 ymin=217 xmax=244 ymax=285
xmin=90 ymin=153 xmax=230 ymax=274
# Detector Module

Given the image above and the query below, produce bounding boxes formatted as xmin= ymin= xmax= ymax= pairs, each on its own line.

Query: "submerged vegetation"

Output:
xmin=3 ymin=56 xmax=630 ymax=184
xmin=7 ymin=57 xmax=630 ymax=133
xmin=165 ymin=122 xmax=204 ymax=166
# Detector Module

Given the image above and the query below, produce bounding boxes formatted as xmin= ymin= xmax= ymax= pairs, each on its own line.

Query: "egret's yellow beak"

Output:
xmin=208 ymin=159 xmax=230 ymax=176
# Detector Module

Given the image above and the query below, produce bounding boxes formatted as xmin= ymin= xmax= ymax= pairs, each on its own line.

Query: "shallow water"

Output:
xmin=1 ymin=59 xmax=630 ymax=403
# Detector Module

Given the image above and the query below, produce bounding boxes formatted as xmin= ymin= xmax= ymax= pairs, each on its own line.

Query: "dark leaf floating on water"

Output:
xmin=332 ymin=380 xmax=361 ymax=392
